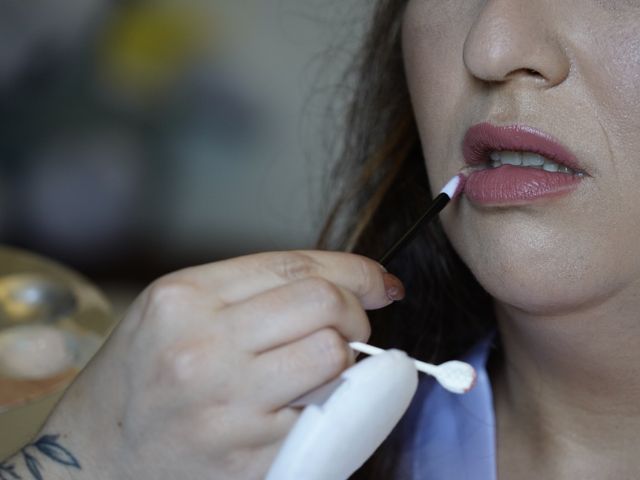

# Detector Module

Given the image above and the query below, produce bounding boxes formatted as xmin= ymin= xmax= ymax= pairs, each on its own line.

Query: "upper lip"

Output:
xmin=463 ymin=123 xmax=585 ymax=174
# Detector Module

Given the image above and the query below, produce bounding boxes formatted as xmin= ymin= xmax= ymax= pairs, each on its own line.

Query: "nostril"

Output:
xmin=519 ymin=68 xmax=544 ymax=78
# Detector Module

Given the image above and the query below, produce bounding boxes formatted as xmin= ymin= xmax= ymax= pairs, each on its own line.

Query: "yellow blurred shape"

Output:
xmin=100 ymin=2 xmax=217 ymax=99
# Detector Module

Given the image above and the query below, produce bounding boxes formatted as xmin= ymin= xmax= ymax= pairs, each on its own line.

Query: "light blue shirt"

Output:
xmin=390 ymin=335 xmax=497 ymax=480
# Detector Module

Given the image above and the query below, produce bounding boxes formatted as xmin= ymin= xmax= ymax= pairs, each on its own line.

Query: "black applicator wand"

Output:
xmin=348 ymin=171 xmax=476 ymax=396
xmin=378 ymin=172 xmax=467 ymax=267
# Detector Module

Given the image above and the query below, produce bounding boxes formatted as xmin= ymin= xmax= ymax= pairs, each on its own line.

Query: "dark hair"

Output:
xmin=317 ymin=1 xmax=495 ymax=477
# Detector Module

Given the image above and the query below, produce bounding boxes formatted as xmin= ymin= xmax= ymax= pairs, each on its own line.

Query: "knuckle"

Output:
xmin=156 ymin=339 xmax=231 ymax=392
xmin=148 ymin=274 xmax=196 ymax=301
xmin=268 ymin=251 xmax=320 ymax=281
xmin=314 ymin=329 xmax=351 ymax=375
xmin=144 ymin=276 xmax=198 ymax=321
xmin=157 ymin=343 xmax=197 ymax=385
xmin=304 ymin=277 xmax=346 ymax=312
xmin=352 ymin=255 xmax=378 ymax=296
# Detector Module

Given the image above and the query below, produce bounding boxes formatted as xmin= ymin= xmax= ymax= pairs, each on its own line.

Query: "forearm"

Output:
xmin=2 ymin=375 xmax=125 ymax=480
xmin=1 ymin=433 xmax=81 ymax=480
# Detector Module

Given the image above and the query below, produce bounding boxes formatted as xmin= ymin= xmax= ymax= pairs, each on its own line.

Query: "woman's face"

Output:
xmin=402 ymin=1 xmax=640 ymax=314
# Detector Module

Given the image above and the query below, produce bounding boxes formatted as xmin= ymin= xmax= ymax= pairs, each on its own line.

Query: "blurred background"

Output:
xmin=0 ymin=0 xmax=371 ymax=313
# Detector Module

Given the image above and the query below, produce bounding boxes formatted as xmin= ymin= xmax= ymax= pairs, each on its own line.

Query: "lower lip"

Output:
xmin=464 ymin=165 xmax=582 ymax=205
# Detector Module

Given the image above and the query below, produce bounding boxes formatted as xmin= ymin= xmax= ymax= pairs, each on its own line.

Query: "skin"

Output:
xmin=402 ymin=0 xmax=640 ymax=478
xmin=3 ymin=252 xmax=403 ymax=479
xmin=5 ymin=2 xmax=639 ymax=479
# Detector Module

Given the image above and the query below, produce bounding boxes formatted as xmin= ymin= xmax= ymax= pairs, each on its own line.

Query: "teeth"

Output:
xmin=488 ymin=150 xmax=576 ymax=174
xmin=501 ymin=152 xmax=522 ymax=166
xmin=522 ymin=153 xmax=545 ymax=167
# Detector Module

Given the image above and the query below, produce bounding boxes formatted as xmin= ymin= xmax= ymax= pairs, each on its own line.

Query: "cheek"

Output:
xmin=442 ymin=196 xmax=640 ymax=315
xmin=572 ymin=13 xmax=640 ymax=148
xmin=402 ymin=2 xmax=475 ymax=186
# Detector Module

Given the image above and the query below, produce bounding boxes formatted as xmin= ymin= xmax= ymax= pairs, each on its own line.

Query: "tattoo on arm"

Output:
xmin=0 ymin=435 xmax=80 ymax=479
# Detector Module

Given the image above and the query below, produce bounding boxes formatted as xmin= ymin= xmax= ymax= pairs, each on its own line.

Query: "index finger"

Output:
xmin=176 ymin=251 xmax=403 ymax=310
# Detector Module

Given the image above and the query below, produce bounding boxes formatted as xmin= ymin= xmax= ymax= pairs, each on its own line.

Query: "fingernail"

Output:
xmin=383 ymin=273 xmax=405 ymax=302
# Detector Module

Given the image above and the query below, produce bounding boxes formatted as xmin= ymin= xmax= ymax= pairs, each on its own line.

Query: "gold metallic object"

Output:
xmin=0 ymin=246 xmax=114 ymax=460
xmin=0 ymin=274 xmax=78 ymax=327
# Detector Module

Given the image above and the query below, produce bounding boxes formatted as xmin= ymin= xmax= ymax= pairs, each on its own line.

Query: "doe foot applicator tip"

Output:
xmin=440 ymin=172 xmax=467 ymax=200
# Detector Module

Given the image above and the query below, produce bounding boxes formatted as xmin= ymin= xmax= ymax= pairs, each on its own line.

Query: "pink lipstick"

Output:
xmin=462 ymin=123 xmax=585 ymax=206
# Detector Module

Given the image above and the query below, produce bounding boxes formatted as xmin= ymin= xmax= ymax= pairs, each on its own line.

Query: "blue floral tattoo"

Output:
xmin=0 ymin=435 xmax=80 ymax=479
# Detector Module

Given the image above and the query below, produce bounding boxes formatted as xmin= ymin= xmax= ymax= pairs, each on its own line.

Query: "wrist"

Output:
xmin=1 ymin=433 xmax=80 ymax=480
xmin=16 ymin=374 xmax=126 ymax=480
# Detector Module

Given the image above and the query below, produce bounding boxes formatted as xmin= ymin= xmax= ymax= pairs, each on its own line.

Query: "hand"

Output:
xmin=37 ymin=251 xmax=404 ymax=480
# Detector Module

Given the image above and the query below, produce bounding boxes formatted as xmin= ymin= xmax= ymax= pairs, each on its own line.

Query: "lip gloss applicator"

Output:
xmin=349 ymin=170 xmax=476 ymax=394
xmin=378 ymin=171 xmax=467 ymax=267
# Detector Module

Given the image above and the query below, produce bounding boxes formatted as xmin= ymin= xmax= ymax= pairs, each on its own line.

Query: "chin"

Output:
xmin=474 ymin=267 xmax=601 ymax=317
xmin=444 ymin=222 xmax=618 ymax=316
xmin=478 ymin=253 xmax=631 ymax=316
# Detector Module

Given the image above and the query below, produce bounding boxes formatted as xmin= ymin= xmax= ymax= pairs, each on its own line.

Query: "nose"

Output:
xmin=462 ymin=0 xmax=570 ymax=88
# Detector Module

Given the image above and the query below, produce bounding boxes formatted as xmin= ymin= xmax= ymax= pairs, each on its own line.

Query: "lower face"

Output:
xmin=402 ymin=0 xmax=640 ymax=315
